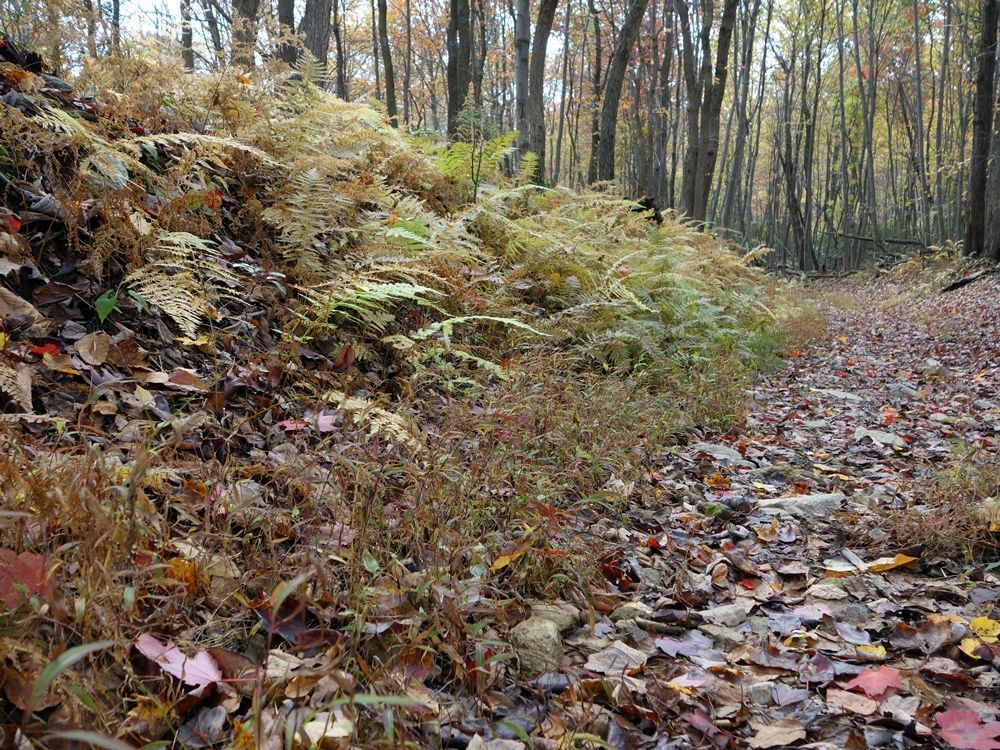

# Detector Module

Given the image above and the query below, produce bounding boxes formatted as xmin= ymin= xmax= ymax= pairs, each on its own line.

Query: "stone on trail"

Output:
xmin=853 ymin=426 xmax=906 ymax=448
xmin=509 ymin=616 xmax=563 ymax=674
xmin=688 ymin=442 xmax=747 ymax=463
xmin=758 ymin=492 xmax=845 ymax=519
xmin=811 ymin=387 xmax=863 ymax=402
xmin=529 ymin=600 xmax=581 ymax=632
xmin=609 ymin=601 xmax=653 ymax=622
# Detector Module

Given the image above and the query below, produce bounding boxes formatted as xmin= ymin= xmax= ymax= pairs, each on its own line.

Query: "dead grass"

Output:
xmin=861 ymin=448 xmax=1000 ymax=563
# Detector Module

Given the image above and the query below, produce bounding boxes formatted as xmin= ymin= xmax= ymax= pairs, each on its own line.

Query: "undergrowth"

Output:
xmin=0 ymin=49 xmax=809 ymax=743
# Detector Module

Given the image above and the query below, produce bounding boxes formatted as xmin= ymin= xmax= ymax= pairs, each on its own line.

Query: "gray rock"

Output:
xmin=758 ymin=492 xmax=845 ymax=519
xmin=610 ymin=601 xmax=653 ymax=622
xmin=891 ymin=382 xmax=921 ymax=399
xmin=701 ymin=602 xmax=754 ymax=628
xmin=700 ymin=623 xmax=746 ymax=648
xmin=812 ymin=387 xmax=862 ymax=402
xmin=746 ymin=681 xmax=774 ymax=706
xmin=529 ymin=600 xmax=581 ymax=632
xmin=509 ymin=616 xmax=563 ymax=674
xmin=689 ymin=442 xmax=747 ymax=463
xmin=853 ymin=427 xmax=905 ymax=448
xmin=803 ymin=420 xmax=830 ymax=429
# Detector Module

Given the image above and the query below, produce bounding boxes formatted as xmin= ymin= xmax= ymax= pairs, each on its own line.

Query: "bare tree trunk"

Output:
xmin=965 ymin=0 xmax=998 ymax=257
xmin=515 ymin=0 xmax=531 ymax=153
xmin=377 ymin=0 xmax=398 ymax=125
xmin=197 ymin=0 xmax=226 ymax=67
xmin=82 ymin=0 xmax=98 ymax=57
xmin=181 ymin=0 xmax=196 ymax=70
xmin=232 ymin=0 xmax=261 ymax=67
xmin=526 ymin=0 xmax=559 ymax=182
xmin=691 ymin=0 xmax=739 ymax=222
xmin=301 ymin=0 xmax=332 ymax=73
xmin=447 ymin=0 xmax=472 ymax=135
xmin=586 ymin=0 xmax=603 ymax=184
xmin=404 ymin=0 xmax=412 ymax=121
xmin=596 ymin=0 xmax=650 ymax=182
xmin=333 ymin=0 xmax=349 ymax=95
xmin=554 ymin=0 xmax=572 ymax=184
xmin=111 ymin=0 xmax=121 ymax=53
xmin=277 ymin=0 xmax=297 ymax=65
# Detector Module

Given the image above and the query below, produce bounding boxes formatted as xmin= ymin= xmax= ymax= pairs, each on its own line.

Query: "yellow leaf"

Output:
xmin=971 ymin=616 xmax=1000 ymax=644
xmin=175 ymin=334 xmax=212 ymax=346
xmin=665 ymin=680 xmax=696 ymax=696
xmin=236 ymin=74 xmax=253 ymax=84
xmin=490 ymin=542 xmax=530 ymax=572
xmin=855 ymin=643 xmax=886 ymax=660
xmin=0 ymin=331 xmax=6 ymax=349
xmin=867 ymin=553 xmax=918 ymax=573
xmin=960 ymin=637 xmax=985 ymax=659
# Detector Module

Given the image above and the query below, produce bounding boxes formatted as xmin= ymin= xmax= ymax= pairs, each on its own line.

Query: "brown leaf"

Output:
xmin=74 ymin=331 xmax=111 ymax=366
xmin=748 ymin=718 xmax=807 ymax=749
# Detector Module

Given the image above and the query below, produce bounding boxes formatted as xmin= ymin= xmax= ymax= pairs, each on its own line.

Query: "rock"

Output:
xmin=746 ymin=681 xmax=774 ymax=706
xmin=758 ymin=492 xmax=844 ymax=519
xmin=923 ymin=358 xmax=953 ymax=378
xmin=509 ymin=617 xmax=563 ymax=674
xmin=529 ymin=600 xmax=581 ymax=632
xmin=803 ymin=420 xmax=830 ymax=429
xmin=610 ymin=601 xmax=653 ymax=622
xmin=689 ymin=442 xmax=748 ymax=464
xmin=891 ymin=382 xmax=921 ymax=399
xmin=700 ymin=623 xmax=746 ymax=648
xmin=853 ymin=427 xmax=905 ymax=448
xmin=812 ymin=387 xmax=862 ymax=402
xmin=701 ymin=602 xmax=754 ymax=628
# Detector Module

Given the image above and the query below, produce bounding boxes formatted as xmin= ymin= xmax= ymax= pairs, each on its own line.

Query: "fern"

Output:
xmin=322 ymin=390 xmax=422 ymax=452
xmin=125 ymin=231 xmax=235 ymax=337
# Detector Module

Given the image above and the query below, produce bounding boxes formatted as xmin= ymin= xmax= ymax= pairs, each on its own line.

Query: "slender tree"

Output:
xmin=965 ymin=0 xmax=998 ymax=257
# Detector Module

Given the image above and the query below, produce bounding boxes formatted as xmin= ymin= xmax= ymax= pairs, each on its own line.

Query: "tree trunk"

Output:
xmin=377 ymin=0 xmax=398 ymax=125
xmin=596 ymin=0 xmax=650 ymax=182
xmin=181 ymin=0 xmax=195 ymax=70
xmin=447 ymin=0 xmax=472 ymax=135
xmin=231 ymin=0 xmax=260 ymax=68
xmin=301 ymin=0 xmax=333 ymax=71
xmin=527 ymin=0 xmax=559 ymax=182
xmin=965 ymin=0 xmax=998 ymax=257
xmin=333 ymin=0 xmax=348 ymax=96
xmin=404 ymin=0 xmax=412 ymax=121
xmin=587 ymin=0 xmax=602 ymax=184
xmin=691 ymin=0 xmax=739 ymax=222
xmin=515 ymin=0 xmax=531 ymax=153
xmin=277 ymin=0 xmax=298 ymax=65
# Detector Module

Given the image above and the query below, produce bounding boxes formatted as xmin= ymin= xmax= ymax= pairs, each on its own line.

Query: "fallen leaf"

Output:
xmin=747 ymin=718 xmax=807 ymax=749
xmin=844 ymin=665 xmax=902 ymax=699
xmin=134 ymin=634 xmax=222 ymax=688
xmin=584 ymin=640 xmax=647 ymax=675
xmin=868 ymin=553 xmax=918 ymax=573
xmin=936 ymin=709 xmax=1000 ymax=750
xmin=0 ymin=549 xmax=50 ymax=610
xmin=827 ymin=687 xmax=878 ymax=715
xmin=74 ymin=331 xmax=111 ymax=366
xmin=971 ymin=616 xmax=1000 ymax=644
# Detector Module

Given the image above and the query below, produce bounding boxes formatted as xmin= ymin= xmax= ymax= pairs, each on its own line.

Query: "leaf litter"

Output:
xmin=0 ymin=48 xmax=998 ymax=749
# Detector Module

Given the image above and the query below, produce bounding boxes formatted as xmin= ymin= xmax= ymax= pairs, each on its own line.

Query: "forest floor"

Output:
xmin=524 ymin=267 xmax=1000 ymax=750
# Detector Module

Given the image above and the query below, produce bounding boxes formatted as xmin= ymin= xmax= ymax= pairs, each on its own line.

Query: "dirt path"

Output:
xmin=504 ymin=274 xmax=1000 ymax=750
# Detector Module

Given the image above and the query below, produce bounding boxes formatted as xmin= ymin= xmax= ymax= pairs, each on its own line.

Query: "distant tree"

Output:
xmin=967 ymin=0 xmax=999 ymax=258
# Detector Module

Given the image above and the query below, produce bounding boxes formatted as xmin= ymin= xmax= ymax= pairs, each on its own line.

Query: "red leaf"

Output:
xmin=0 ymin=550 xmax=51 ymax=610
xmin=332 ymin=344 xmax=356 ymax=373
xmin=7 ymin=216 xmax=21 ymax=233
xmin=844 ymin=665 xmax=902 ymax=699
xmin=29 ymin=342 xmax=61 ymax=357
xmin=936 ymin=709 xmax=1000 ymax=750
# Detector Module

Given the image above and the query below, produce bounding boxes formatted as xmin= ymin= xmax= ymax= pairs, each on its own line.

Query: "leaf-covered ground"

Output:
xmin=519 ymin=269 xmax=1000 ymax=750
xmin=1 ymin=46 xmax=999 ymax=749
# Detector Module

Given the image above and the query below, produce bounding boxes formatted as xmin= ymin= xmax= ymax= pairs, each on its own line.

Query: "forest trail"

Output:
xmin=527 ymin=272 xmax=1000 ymax=750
